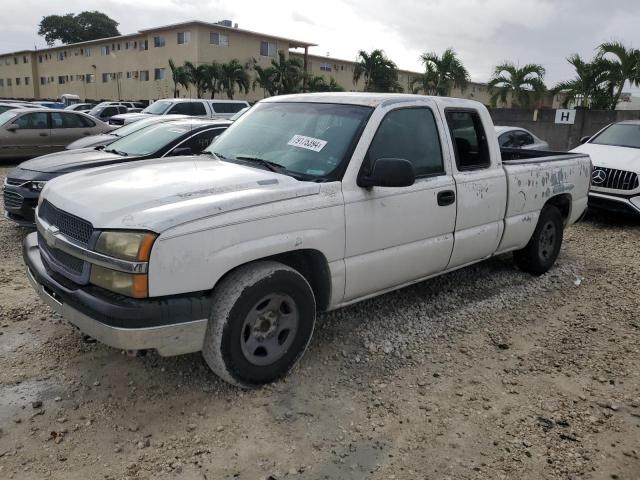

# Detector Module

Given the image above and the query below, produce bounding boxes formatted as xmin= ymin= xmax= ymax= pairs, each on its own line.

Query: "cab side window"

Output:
xmin=515 ymin=130 xmax=534 ymax=146
xmin=15 ymin=112 xmax=48 ymax=129
xmin=168 ymin=103 xmax=191 ymax=115
xmin=191 ymin=102 xmax=207 ymax=115
xmin=499 ymin=132 xmax=515 ymax=148
xmin=366 ymin=108 xmax=444 ymax=178
xmin=51 ymin=112 xmax=85 ymax=128
xmin=177 ymin=128 xmax=225 ymax=154
xmin=445 ymin=110 xmax=490 ymax=170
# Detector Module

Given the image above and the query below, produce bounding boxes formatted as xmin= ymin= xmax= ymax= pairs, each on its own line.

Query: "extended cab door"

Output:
xmin=444 ymin=108 xmax=507 ymax=268
xmin=342 ymin=103 xmax=456 ymax=301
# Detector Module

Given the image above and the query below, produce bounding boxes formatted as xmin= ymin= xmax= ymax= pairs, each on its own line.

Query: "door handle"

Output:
xmin=437 ymin=190 xmax=456 ymax=206
xmin=39 ymin=133 xmax=48 ymax=137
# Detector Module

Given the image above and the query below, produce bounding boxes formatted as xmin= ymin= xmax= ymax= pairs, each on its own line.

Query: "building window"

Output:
xmin=14 ymin=57 xmax=17 ymax=65
xmin=23 ymin=55 xmax=28 ymax=63
xmin=58 ymin=52 xmax=64 ymax=61
xmin=116 ymin=43 xmax=121 ymax=51
xmin=140 ymin=70 xmax=149 ymax=81
xmin=7 ymin=78 xmax=12 ymax=86
xmin=25 ymin=77 xmax=30 ymax=85
xmin=15 ymin=78 xmax=21 ymax=86
xmin=139 ymin=40 xmax=148 ymax=51
xmin=320 ymin=63 xmax=332 ymax=72
xmin=153 ymin=36 xmax=165 ymax=48
xmin=177 ymin=31 xmax=191 ymax=44
xmin=86 ymin=74 xmax=95 ymax=83
xmin=102 ymin=73 xmax=110 ymax=82
xmin=101 ymin=46 xmax=111 ymax=56
xmin=84 ymin=48 xmax=92 ymax=57
xmin=38 ymin=55 xmax=43 ymax=63
xmin=0 ymin=79 xmax=4 ymax=87
xmin=209 ymin=32 xmax=229 ymax=46
xmin=260 ymin=41 xmax=277 ymax=57
xmin=40 ymin=77 xmax=45 ymax=85
xmin=58 ymin=76 xmax=66 ymax=84
xmin=154 ymin=68 xmax=165 ymax=80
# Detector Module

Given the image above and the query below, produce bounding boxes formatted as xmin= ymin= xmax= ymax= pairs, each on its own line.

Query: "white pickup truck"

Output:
xmin=24 ymin=93 xmax=591 ymax=387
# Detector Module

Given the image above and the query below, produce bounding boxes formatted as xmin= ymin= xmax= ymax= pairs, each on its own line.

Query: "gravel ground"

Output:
xmin=0 ymin=163 xmax=639 ymax=480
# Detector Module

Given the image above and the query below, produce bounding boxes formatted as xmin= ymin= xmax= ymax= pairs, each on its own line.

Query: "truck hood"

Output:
xmin=17 ymin=148 xmax=130 ymax=174
xmin=66 ymin=134 xmax=117 ymax=150
xmin=111 ymin=113 xmax=150 ymax=122
xmin=41 ymin=156 xmax=321 ymax=232
xmin=572 ymin=143 xmax=640 ymax=172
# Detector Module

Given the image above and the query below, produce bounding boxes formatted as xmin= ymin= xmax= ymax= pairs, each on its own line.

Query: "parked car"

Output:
xmin=572 ymin=120 xmax=640 ymax=215
xmin=0 ymin=108 xmax=111 ymax=160
xmin=108 ymin=98 xmax=249 ymax=126
xmin=4 ymin=118 xmax=230 ymax=225
xmin=33 ymin=101 xmax=66 ymax=109
xmin=66 ymin=114 xmax=190 ymax=150
xmin=496 ymin=126 xmax=549 ymax=150
xmin=22 ymin=93 xmax=591 ymax=387
xmin=0 ymin=102 xmax=39 ymax=114
xmin=65 ymin=103 xmax=96 ymax=112
xmin=87 ymin=104 xmax=129 ymax=122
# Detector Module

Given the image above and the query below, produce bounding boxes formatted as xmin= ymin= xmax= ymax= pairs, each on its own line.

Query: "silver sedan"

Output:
xmin=496 ymin=126 xmax=549 ymax=150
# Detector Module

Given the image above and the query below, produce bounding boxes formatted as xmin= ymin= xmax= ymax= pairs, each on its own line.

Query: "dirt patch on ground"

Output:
xmin=0 ymin=164 xmax=639 ymax=480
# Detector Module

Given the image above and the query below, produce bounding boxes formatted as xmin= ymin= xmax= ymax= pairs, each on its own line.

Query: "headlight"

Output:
xmin=28 ymin=181 xmax=47 ymax=192
xmin=90 ymin=230 xmax=157 ymax=298
xmin=94 ymin=231 xmax=156 ymax=261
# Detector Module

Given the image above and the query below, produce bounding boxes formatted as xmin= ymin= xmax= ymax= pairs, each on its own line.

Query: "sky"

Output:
xmin=2 ymin=0 xmax=640 ymax=90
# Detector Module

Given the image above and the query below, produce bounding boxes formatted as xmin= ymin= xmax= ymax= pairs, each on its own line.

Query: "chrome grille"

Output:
xmin=592 ymin=167 xmax=639 ymax=191
xmin=3 ymin=190 xmax=23 ymax=209
xmin=39 ymin=200 xmax=94 ymax=245
xmin=40 ymin=239 xmax=84 ymax=274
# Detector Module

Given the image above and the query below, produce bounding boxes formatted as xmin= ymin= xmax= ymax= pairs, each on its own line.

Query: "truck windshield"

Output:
xmin=205 ymin=102 xmax=373 ymax=180
xmin=590 ymin=123 xmax=640 ymax=149
xmin=105 ymin=123 xmax=190 ymax=156
xmin=142 ymin=101 xmax=173 ymax=115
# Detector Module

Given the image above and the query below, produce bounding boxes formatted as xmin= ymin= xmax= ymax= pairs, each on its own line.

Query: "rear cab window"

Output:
xmin=211 ymin=102 xmax=247 ymax=114
xmin=445 ymin=109 xmax=491 ymax=170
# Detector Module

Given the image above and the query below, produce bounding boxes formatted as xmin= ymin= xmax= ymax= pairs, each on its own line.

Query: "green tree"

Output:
xmin=200 ymin=62 xmax=221 ymax=98
xmin=270 ymin=51 xmax=305 ymax=94
xmin=168 ymin=59 xmax=190 ymax=98
xmin=218 ymin=59 xmax=250 ymax=99
xmin=552 ymin=54 xmax=618 ymax=109
xmin=38 ymin=11 xmax=119 ymax=46
xmin=411 ymin=48 xmax=469 ymax=96
xmin=253 ymin=65 xmax=278 ymax=97
xmin=353 ymin=49 xmax=402 ymax=92
xmin=306 ymin=75 xmax=345 ymax=92
xmin=182 ymin=61 xmax=210 ymax=98
xmin=488 ymin=62 xmax=546 ymax=108
xmin=597 ymin=41 xmax=640 ymax=110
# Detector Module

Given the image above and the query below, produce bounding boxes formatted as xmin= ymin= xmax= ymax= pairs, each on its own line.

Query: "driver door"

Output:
xmin=343 ymin=104 xmax=456 ymax=301
xmin=3 ymin=111 xmax=51 ymax=158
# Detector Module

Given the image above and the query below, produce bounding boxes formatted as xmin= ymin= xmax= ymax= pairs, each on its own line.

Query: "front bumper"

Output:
xmin=23 ymin=232 xmax=211 ymax=356
xmin=588 ymin=192 xmax=640 ymax=216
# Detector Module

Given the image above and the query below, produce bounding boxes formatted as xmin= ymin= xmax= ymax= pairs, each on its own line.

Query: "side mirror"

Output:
xmin=6 ymin=123 xmax=18 ymax=132
xmin=358 ymin=158 xmax=415 ymax=188
xmin=171 ymin=146 xmax=193 ymax=157
xmin=579 ymin=136 xmax=591 ymax=144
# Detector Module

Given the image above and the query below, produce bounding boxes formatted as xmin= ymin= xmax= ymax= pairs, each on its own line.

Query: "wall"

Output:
xmin=488 ymin=108 xmax=640 ymax=151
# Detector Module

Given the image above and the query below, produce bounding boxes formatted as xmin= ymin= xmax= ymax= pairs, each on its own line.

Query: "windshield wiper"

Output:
xmin=104 ymin=148 xmax=128 ymax=156
xmin=234 ymin=155 xmax=286 ymax=173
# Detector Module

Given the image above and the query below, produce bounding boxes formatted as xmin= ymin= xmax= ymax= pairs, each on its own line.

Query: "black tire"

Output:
xmin=513 ymin=205 xmax=564 ymax=276
xmin=202 ymin=260 xmax=316 ymax=388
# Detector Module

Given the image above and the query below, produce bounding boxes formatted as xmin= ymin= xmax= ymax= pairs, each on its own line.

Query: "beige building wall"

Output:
xmin=0 ymin=51 xmax=37 ymax=99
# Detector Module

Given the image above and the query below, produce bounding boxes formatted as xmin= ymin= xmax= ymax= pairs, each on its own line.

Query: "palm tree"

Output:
xmin=353 ymin=49 xmax=402 ymax=92
xmin=488 ymin=62 xmax=546 ymax=108
xmin=200 ymin=62 xmax=221 ymax=99
xmin=270 ymin=51 xmax=305 ymax=95
xmin=553 ymin=54 xmax=618 ymax=109
xmin=168 ymin=59 xmax=189 ymax=98
xmin=597 ymin=41 xmax=640 ymax=110
xmin=183 ymin=61 xmax=210 ymax=98
xmin=218 ymin=59 xmax=250 ymax=99
xmin=253 ymin=64 xmax=278 ymax=97
xmin=412 ymin=48 xmax=469 ymax=96
xmin=306 ymin=75 xmax=345 ymax=92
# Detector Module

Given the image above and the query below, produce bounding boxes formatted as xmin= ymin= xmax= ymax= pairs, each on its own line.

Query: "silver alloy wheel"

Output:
xmin=538 ymin=221 xmax=557 ymax=261
xmin=240 ymin=293 xmax=299 ymax=366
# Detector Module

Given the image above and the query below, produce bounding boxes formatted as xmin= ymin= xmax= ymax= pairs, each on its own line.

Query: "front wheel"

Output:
xmin=202 ymin=261 xmax=316 ymax=388
xmin=513 ymin=205 xmax=564 ymax=276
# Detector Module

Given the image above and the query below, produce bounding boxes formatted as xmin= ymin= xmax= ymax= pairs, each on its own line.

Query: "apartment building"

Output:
xmin=0 ymin=19 xmax=561 ymax=108
xmin=0 ymin=20 xmax=314 ymax=103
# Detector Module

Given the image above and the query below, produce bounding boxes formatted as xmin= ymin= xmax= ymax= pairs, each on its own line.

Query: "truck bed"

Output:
xmin=501 ymin=147 xmax=586 ymax=164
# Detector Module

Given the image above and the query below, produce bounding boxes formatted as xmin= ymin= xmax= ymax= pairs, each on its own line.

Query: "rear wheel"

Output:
xmin=514 ymin=205 xmax=564 ymax=276
xmin=202 ymin=261 xmax=316 ymax=388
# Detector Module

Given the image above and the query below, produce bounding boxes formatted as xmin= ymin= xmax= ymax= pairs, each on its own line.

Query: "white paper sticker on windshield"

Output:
xmin=287 ymin=134 xmax=327 ymax=152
